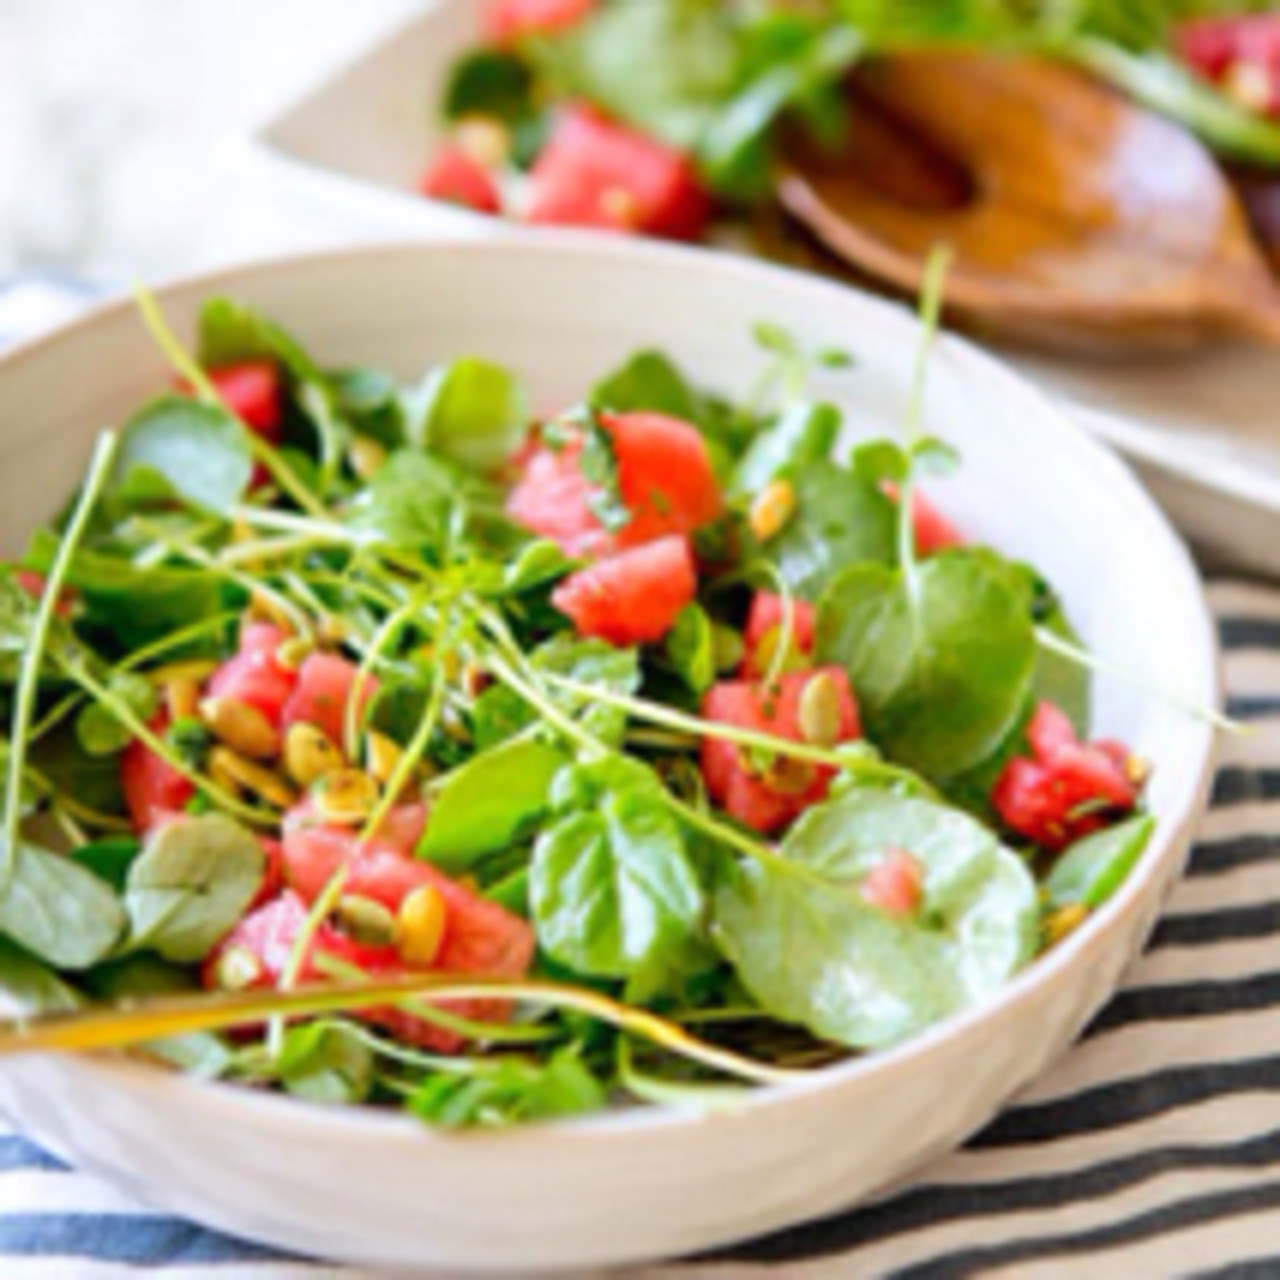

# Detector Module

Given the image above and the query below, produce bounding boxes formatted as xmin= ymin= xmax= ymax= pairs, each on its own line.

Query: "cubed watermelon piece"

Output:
xmin=552 ymin=535 xmax=695 ymax=646
xmin=524 ymin=106 xmax=711 ymax=241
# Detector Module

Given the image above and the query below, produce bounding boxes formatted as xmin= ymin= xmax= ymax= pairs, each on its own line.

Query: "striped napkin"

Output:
xmin=2 ymin=275 xmax=1278 ymax=1278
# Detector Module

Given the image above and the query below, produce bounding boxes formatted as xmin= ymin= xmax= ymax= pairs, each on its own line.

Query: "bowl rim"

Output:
xmin=0 ymin=233 xmax=1222 ymax=1148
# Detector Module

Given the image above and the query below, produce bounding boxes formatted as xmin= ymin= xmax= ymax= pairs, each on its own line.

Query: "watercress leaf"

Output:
xmin=25 ymin=530 xmax=224 ymax=652
xmin=499 ymin=540 xmax=574 ymax=595
xmin=27 ymin=721 xmax=126 ymax=817
xmin=123 ymin=814 xmax=264 ymax=963
xmin=732 ymin=401 xmax=840 ymax=495
xmin=0 ymin=937 xmax=84 ymax=1013
xmin=406 ymin=358 xmax=529 ymax=474
xmin=407 ymin=1046 xmax=605 ymax=1128
xmin=346 ymin=451 xmax=459 ymax=553
xmin=326 ymin=367 xmax=406 ymax=450
xmin=275 ymin=1020 xmax=373 ymax=1105
xmin=70 ymin=837 xmax=142 ymax=892
xmin=713 ymin=788 xmax=1038 ymax=1049
xmin=84 ymin=954 xmax=233 ymax=1076
xmin=753 ymin=458 xmax=897 ymax=601
xmin=663 ymin=604 xmax=716 ymax=696
xmin=528 ymin=0 xmax=739 ymax=154
xmin=911 ymin=436 xmax=961 ymax=477
xmin=532 ymin=757 xmax=704 ymax=980
xmin=76 ymin=672 xmax=158 ymax=757
xmin=473 ymin=636 xmax=641 ymax=750
xmin=1045 ymin=814 xmax=1155 ymax=912
xmin=419 ymin=736 xmax=570 ymax=874
xmin=590 ymin=349 xmax=707 ymax=424
xmin=1031 ymin=579 xmax=1091 ymax=737
xmin=444 ymin=48 xmax=537 ymax=124
xmin=817 ymin=550 xmax=1036 ymax=779
xmin=111 ymin=396 xmax=252 ymax=515
xmin=0 ymin=839 xmax=126 ymax=970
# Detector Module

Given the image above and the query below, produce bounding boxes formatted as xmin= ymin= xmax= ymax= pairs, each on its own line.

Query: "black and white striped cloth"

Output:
xmin=4 ymin=276 xmax=1280 ymax=1277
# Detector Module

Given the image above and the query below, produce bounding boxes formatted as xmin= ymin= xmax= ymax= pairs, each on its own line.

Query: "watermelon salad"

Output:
xmin=420 ymin=1 xmax=1280 ymax=244
xmin=0 ymin=288 xmax=1159 ymax=1128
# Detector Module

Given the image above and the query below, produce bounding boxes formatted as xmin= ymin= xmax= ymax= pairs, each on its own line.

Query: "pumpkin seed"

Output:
xmin=283 ymin=722 xmax=345 ymax=789
xmin=797 ymin=671 xmax=843 ymax=748
xmin=334 ymin=894 xmax=397 ymax=949
xmin=749 ymin=479 xmax=796 ymax=543
xmin=397 ymin=885 xmax=447 ymax=966
xmin=199 ymin=697 xmax=280 ymax=761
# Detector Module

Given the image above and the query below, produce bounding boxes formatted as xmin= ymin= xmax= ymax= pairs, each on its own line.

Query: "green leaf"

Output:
xmin=76 ymin=672 xmax=158 ymax=757
xmin=473 ymin=636 xmax=642 ymax=750
xmin=0 ymin=840 xmax=126 ymax=970
xmin=531 ymin=758 xmax=705 ymax=980
xmin=84 ymin=954 xmax=232 ymax=1076
xmin=25 ymin=529 xmax=223 ymax=652
xmin=326 ymin=367 xmax=406 ymax=450
xmin=71 ymin=837 xmax=142 ymax=892
xmin=123 ymin=815 xmax=265 ymax=962
xmin=590 ymin=349 xmax=707 ymax=423
xmin=663 ymin=604 xmax=716 ymax=695
xmin=755 ymin=458 xmax=897 ymax=601
xmin=1045 ymin=814 xmax=1155 ymax=912
xmin=346 ymin=451 xmax=461 ymax=553
xmin=732 ymin=401 xmax=840 ymax=496
xmin=818 ymin=550 xmax=1036 ymax=779
xmin=444 ymin=49 xmax=537 ymax=124
xmin=406 ymin=358 xmax=529 ymax=473
xmin=714 ymin=788 xmax=1038 ymax=1049
xmin=275 ymin=1020 xmax=374 ymax=1105
xmin=111 ymin=396 xmax=252 ymax=514
xmin=0 ymin=937 xmax=84 ymax=1013
xmin=407 ymin=1046 xmax=606 ymax=1128
xmin=419 ymin=736 xmax=569 ymax=874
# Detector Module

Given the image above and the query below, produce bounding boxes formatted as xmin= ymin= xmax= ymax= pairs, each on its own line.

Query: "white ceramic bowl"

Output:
xmin=0 ymin=238 xmax=1218 ymax=1272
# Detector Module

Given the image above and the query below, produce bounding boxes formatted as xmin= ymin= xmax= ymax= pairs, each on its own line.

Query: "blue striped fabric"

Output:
xmin=3 ymin=277 xmax=1280 ymax=1278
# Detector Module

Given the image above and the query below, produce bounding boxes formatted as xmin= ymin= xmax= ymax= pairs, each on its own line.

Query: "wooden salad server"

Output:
xmin=776 ymin=53 xmax=1280 ymax=351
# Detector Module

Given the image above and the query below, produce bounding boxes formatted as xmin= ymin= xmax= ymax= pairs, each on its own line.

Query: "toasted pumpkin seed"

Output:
xmin=165 ymin=676 xmax=202 ymax=723
xmin=146 ymin=659 xmax=218 ymax=687
xmin=749 ymin=479 xmax=796 ymax=543
xmin=365 ymin=730 xmax=403 ymax=787
xmin=311 ymin=768 xmax=380 ymax=825
xmin=798 ymin=671 xmax=843 ymax=748
xmin=208 ymin=747 xmax=297 ymax=809
xmin=397 ymin=885 xmax=447 ymax=966
xmin=1044 ymin=903 xmax=1089 ymax=949
xmin=213 ymin=945 xmax=264 ymax=991
xmin=275 ymin=635 xmax=314 ymax=672
xmin=455 ymin=116 xmax=510 ymax=168
xmin=283 ymin=722 xmax=345 ymax=788
xmin=347 ymin=436 xmax=388 ymax=482
xmin=199 ymin=697 xmax=280 ymax=761
xmin=334 ymin=894 xmax=398 ymax=949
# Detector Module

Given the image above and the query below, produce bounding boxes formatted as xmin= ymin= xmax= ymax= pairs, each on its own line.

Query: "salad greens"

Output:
xmin=436 ymin=0 xmax=1280 ymax=227
xmin=0 ymin=275 xmax=1161 ymax=1129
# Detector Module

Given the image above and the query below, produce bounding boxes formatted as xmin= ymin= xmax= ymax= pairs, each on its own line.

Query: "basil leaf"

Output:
xmin=714 ymin=788 xmax=1038 ymax=1049
xmin=123 ymin=815 xmax=264 ymax=963
xmin=531 ymin=758 xmax=704 ymax=980
xmin=407 ymin=358 xmax=529 ymax=473
xmin=817 ymin=550 xmax=1036 ymax=779
xmin=419 ymin=736 xmax=569 ymax=873
xmin=755 ymin=458 xmax=897 ymax=601
xmin=1045 ymin=814 xmax=1156 ymax=912
xmin=111 ymin=396 xmax=252 ymax=515
xmin=0 ymin=840 xmax=126 ymax=970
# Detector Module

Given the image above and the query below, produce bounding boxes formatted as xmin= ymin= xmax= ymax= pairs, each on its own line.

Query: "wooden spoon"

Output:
xmin=777 ymin=54 xmax=1280 ymax=351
